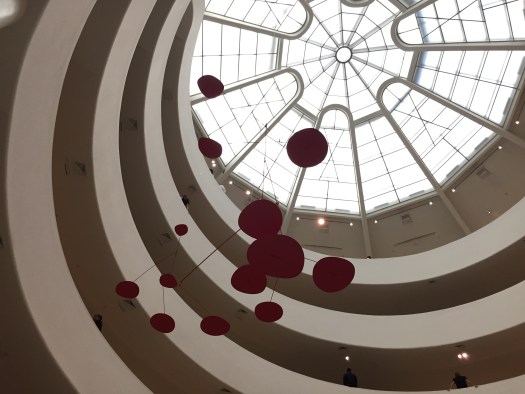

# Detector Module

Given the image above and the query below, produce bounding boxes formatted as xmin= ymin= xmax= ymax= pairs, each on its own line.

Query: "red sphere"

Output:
xmin=313 ymin=257 xmax=355 ymax=292
xmin=150 ymin=313 xmax=175 ymax=333
xmin=201 ymin=316 xmax=230 ymax=336
xmin=287 ymin=128 xmax=328 ymax=167
xmin=238 ymin=199 xmax=282 ymax=239
xmin=255 ymin=301 xmax=283 ymax=323
xmin=197 ymin=75 xmax=224 ymax=99
xmin=247 ymin=234 xmax=304 ymax=278
xmin=115 ymin=281 xmax=139 ymax=298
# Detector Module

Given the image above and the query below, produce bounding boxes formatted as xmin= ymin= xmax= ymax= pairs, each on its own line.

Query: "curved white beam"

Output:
xmin=376 ymin=78 xmax=471 ymax=234
xmin=380 ymin=77 xmax=525 ymax=149
xmin=203 ymin=0 xmax=314 ymax=40
xmin=214 ymin=68 xmax=305 ymax=184
xmin=391 ymin=0 xmax=525 ymax=51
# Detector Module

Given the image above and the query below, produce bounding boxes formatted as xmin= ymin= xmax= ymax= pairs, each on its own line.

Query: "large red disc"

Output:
xmin=238 ymin=199 xmax=282 ymax=239
xmin=150 ymin=313 xmax=175 ymax=333
xmin=115 ymin=281 xmax=139 ymax=298
xmin=197 ymin=75 xmax=224 ymax=98
xmin=231 ymin=265 xmax=266 ymax=294
xmin=255 ymin=301 xmax=283 ymax=322
xmin=198 ymin=137 xmax=222 ymax=159
xmin=159 ymin=273 xmax=178 ymax=288
xmin=313 ymin=257 xmax=355 ymax=293
xmin=174 ymin=224 xmax=188 ymax=236
xmin=200 ymin=316 xmax=230 ymax=336
xmin=247 ymin=234 xmax=304 ymax=278
xmin=286 ymin=128 xmax=328 ymax=168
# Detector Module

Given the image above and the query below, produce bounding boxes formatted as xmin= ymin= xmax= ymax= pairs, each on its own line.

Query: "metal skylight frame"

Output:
xmin=189 ymin=0 xmax=525 ymax=238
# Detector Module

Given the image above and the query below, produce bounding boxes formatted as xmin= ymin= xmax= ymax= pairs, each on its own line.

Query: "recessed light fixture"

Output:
xmin=429 ymin=201 xmax=433 ymax=205
xmin=486 ymin=210 xmax=491 ymax=214
xmin=457 ymin=354 xmax=463 ymax=359
xmin=211 ymin=160 xmax=215 ymax=164
xmin=452 ymin=188 xmax=456 ymax=192
xmin=516 ymin=120 xmax=520 ymax=124
xmin=318 ymin=218 xmax=325 ymax=225
xmin=462 ymin=352 xmax=469 ymax=358
xmin=374 ymin=219 xmax=378 ymax=224
xmin=498 ymin=145 xmax=502 ymax=150
xmin=349 ymin=222 xmax=354 ymax=226
xmin=212 ymin=163 xmax=216 ymax=167
xmin=245 ymin=190 xmax=251 ymax=195
xmin=228 ymin=181 xmax=233 ymax=185
xmin=296 ymin=217 xmax=300 ymax=221
xmin=345 ymin=356 xmax=350 ymax=361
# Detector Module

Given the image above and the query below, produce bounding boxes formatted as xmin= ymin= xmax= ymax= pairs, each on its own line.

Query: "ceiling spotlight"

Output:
xmin=318 ymin=218 xmax=325 ymax=225
xmin=345 ymin=356 xmax=350 ymax=361
xmin=374 ymin=219 xmax=378 ymax=224
xmin=462 ymin=352 xmax=469 ymax=359
xmin=498 ymin=145 xmax=502 ymax=150
xmin=296 ymin=217 xmax=300 ymax=221
xmin=212 ymin=163 xmax=216 ymax=167
xmin=516 ymin=120 xmax=520 ymax=124
xmin=452 ymin=188 xmax=456 ymax=193
xmin=245 ymin=190 xmax=251 ymax=195
xmin=429 ymin=201 xmax=433 ymax=205
xmin=211 ymin=160 xmax=215 ymax=164
xmin=228 ymin=181 xmax=233 ymax=185
xmin=457 ymin=354 xmax=463 ymax=359
xmin=349 ymin=222 xmax=354 ymax=226
xmin=486 ymin=210 xmax=491 ymax=214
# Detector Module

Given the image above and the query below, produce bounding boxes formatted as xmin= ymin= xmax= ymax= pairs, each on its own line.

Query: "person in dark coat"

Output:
xmin=93 ymin=314 xmax=103 ymax=331
xmin=181 ymin=195 xmax=190 ymax=209
xmin=449 ymin=372 xmax=475 ymax=389
xmin=343 ymin=368 xmax=358 ymax=387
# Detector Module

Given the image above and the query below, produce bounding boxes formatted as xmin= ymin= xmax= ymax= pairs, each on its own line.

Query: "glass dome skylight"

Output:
xmin=190 ymin=0 xmax=525 ymax=218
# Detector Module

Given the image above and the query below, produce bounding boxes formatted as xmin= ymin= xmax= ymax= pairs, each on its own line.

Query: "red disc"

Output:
xmin=159 ymin=273 xmax=178 ymax=288
xmin=255 ymin=301 xmax=283 ymax=323
xmin=198 ymin=137 xmax=222 ymax=159
xmin=175 ymin=224 xmax=188 ymax=236
xmin=150 ymin=313 xmax=175 ymax=333
xmin=238 ymin=199 xmax=282 ymax=239
xmin=115 ymin=281 xmax=139 ymax=298
xmin=247 ymin=234 xmax=304 ymax=278
xmin=313 ymin=257 xmax=355 ymax=293
xmin=287 ymin=128 xmax=328 ymax=168
xmin=200 ymin=316 xmax=230 ymax=336
xmin=231 ymin=265 xmax=267 ymax=294
xmin=197 ymin=75 xmax=224 ymax=99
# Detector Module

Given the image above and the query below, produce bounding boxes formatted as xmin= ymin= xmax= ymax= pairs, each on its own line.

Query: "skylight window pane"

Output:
xmin=193 ymin=72 xmax=298 ymax=166
xmin=296 ymin=196 xmax=327 ymax=210
xmin=383 ymin=149 xmax=416 ymax=171
xmin=396 ymin=179 xmax=433 ymax=200
xmin=362 ymin=175 xmax=395 ymax=198
xmin=416 ymin=49 xmax=524 ymax=125
xmin=297 ymin=109 xmax=359 ymax=213
xmin=234 ymin=108 xmax=310 ymax=205
xmin=360 ymin=159 xmax=388 ymax=181
xmin=389 ymin=164 xmax=426 ymax=188
xmin=508 ymin=1 xmax=525 ymax=39
xmin=190 ymin=21 xmax=278 ymax=94
xmin=396 ymin=0 xmax=525 ymax=45
xmin=485 ymin=5 xmax=511 ymax=40
xmin=206 ymin=0 xmax=308 ymax=34
xmin=385 ymin=83 xmax=496 ymax=185
xmin=365 ymin=191 xmax=398 ymax=211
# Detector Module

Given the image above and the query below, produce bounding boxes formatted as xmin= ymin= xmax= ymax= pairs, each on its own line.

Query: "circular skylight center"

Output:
xmin=335 ymin=47 xmax=352 ymax=63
